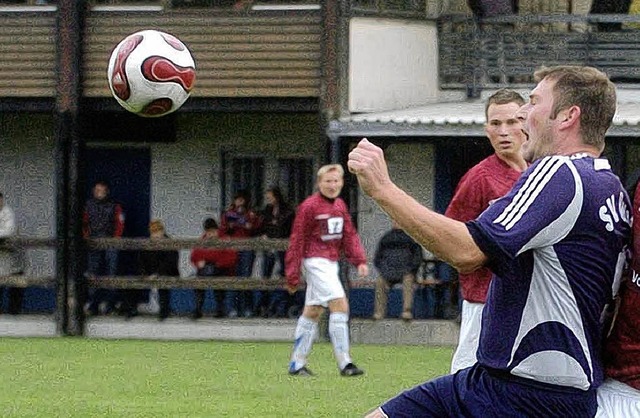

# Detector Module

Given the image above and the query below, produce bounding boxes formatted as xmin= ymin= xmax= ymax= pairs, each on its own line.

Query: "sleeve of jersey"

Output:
xmin=341 ymin=204 xmax=367 ymax=267
xmin=466 ymin=157 xmax=578 ymax=269
xmin=190 ymin=248 xmax=204 ymax=266
xmin=113 ymin=205 xmax=125 ymax=238
xmin=285 ymin=204 xmax=308 ymax=286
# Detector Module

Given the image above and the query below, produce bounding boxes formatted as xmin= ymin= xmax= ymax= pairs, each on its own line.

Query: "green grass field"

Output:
xmin=0 ymin=338 xmax=453 ymax=417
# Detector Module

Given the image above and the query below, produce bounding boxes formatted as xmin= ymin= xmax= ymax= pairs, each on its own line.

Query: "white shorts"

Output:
xmin=450 ymin=300 xmax=484 ymax=374
xmin=303 ymin=257 xmax=345 ymax=307
xmin=596 ymin=378 xmax=640 ymax=418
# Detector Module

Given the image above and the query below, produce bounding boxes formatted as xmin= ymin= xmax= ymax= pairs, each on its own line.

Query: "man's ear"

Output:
xmin=559 ymin=105 xmax=581 ymax=128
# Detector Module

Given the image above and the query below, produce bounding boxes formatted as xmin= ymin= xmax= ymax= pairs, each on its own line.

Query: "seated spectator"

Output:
xmin=130 ymin=219 xmax=179 ymax=321
xmin=255 ymin=186 xmax=295 ymax=318
xmin=372 ymin=220 xmax=422 ymax=321
xmin=0 ymin=192 xmax=24 ymax=315
xmin=190 ymin=218 xmax=238 ymax=319
xmin=219 ymin=189 xmax=259 ymax=318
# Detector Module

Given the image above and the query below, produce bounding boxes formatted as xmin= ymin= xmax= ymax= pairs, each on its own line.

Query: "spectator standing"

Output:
xmin=132 ymin=219 xmax=179 ymax=321
xmin=219 ymin=189 xmax=259 ymax=318
xmin=256 ymin=186 xmax=295 ymax=318
xmin=83 ymin=180 xmax=124 ymax=316
xmin=372 ymin=220 xmax=422 ymax=321
xmin=286 ymin=164 xmax=369 ymax=377
xmin=446 ymin=88 xmax=528 ymax=373
xmin=190 ymin=218 xmax=238 ymax=319
xmin=349 ymin=65 xmax=629 ymax=418
xmin=0 ymin=192 xmax=24 ymax=314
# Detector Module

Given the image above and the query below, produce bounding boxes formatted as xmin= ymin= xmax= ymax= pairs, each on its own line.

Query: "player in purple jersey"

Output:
xmin=348 ymin=65 xmax=630 ymax=418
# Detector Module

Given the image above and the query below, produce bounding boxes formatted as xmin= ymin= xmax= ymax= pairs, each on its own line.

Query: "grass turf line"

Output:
xmin=0 ymin=338 xmax=452 ymax=417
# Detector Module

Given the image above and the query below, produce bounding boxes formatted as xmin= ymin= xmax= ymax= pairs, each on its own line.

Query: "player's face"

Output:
xmin=485 ymin=102 xmax=526 ymax=160
xmin=234 ymin=196 xmax=246 ymax=209
xmin=93 ymin=184 xmax=108 ymax=200
xmin=318 ymin=170 xmax=343 ymax=199
xmin=517 ymin=77 xmax=558 ymax=163
xmin=203 ymin=229 xmax=218 ymax=239
xmin=265 ymin=191 xmax=275 ymax=206
xmin=150 ymin=230 xmax=164 ymax=239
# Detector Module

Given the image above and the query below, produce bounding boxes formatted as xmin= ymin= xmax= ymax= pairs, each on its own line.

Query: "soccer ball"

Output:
xmin=107 ymin=29 xmax=196 ymax=117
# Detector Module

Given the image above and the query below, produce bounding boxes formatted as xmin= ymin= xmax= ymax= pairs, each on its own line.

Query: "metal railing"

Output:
xmin=0 ymin=237 xmax=379 ymax=291
xmin=438 ymin=14 xmax=640 ymax=96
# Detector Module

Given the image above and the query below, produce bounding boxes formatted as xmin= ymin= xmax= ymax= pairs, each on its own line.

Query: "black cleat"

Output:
xmin=289 ymin=366 xmax=314 ymax=376
xmin=340 ymin=363 xmax=364 ymax=377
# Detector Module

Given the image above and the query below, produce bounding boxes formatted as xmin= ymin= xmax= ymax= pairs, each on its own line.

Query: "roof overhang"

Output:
xmin=329 ymin=101 xmax=640 ymax=138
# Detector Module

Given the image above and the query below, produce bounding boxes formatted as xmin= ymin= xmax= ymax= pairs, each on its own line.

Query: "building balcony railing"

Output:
xmin=438 ymin=14 xmax=640 ymax=97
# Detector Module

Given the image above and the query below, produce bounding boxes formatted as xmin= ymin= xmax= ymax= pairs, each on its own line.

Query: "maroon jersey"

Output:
xmin=285 ymin=193 xmax=366 ymax=287
xmin=604 ymin=182 xmax=640 ymax=390
xmin=445 ymin=154 xmax=523 ymax=303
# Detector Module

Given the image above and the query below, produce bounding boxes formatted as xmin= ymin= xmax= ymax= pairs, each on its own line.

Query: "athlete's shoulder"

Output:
xmin=300 ymin=193 xmax=320 ymax=206
xmin=522 ymin=155 xmax=577 ymax=183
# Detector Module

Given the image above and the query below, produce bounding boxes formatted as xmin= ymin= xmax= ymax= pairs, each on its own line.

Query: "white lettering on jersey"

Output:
xmin=327 ymin=217 xmax=343 ymax=234
xmin=599 ymin=191 xmax=630 ymax=232
xmin=630 ymin=269 xmax=640 ymax=290
xmin=321 ymin=217 xmax=344 ymax=241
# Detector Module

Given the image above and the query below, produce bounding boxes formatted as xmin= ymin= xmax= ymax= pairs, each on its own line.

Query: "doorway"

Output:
xmin=84 ymin=147 xmax=151 ymax=275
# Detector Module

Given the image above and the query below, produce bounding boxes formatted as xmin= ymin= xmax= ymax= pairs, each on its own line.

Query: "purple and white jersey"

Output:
xmin=467 ymin=154 xmax=631 ymax=391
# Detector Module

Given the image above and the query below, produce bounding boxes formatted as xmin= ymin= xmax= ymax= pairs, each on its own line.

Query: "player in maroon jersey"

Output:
xmin=598 ymin=180 xmax=640 ymax=417
xmin=446 ymin=89 xmax=528 ymax=373
xmin=286 ymin=164 xmax=369 ymax=377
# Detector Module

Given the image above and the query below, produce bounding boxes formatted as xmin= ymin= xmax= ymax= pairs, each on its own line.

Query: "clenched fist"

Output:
xmin=347 ymin=138 xmax=392 ymax=199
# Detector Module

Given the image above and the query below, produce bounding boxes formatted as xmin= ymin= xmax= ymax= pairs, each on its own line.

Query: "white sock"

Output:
xmin=289 ymin=315 xmax=317 ymax=372
xmin=329 ymin=312 xmax=352 ymax=370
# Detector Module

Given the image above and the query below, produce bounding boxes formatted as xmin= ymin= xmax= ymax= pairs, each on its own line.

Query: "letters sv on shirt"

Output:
xmin=599 ymin=191 xmax=631 ymax=232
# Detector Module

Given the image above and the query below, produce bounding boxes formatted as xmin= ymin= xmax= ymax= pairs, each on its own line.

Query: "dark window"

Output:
xmin=278 ymin=158 xmax=313 ymax=207
xmin=223 ymin=156 xmax=265 ymax=211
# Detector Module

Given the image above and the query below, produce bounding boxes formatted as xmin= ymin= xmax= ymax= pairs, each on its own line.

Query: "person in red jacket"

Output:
xmin=597 ymin=179 xmax=640 ymax=417
xmin=286 ymin=164 xmax=369 ymax=377
xmin=219 ymin=189 xmax=260 ymax=318
xmin=445 ymin=89 xmax=528 ymax=373
xmin=190 ymin=218 xmax=238 ymax=319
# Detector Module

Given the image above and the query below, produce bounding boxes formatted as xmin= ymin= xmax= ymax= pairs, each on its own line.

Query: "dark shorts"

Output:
xmin=380 ymin=364 xmax=597 ymax=418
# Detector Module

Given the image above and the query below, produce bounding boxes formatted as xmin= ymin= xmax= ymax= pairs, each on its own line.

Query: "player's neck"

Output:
xmin=496 ymin=153 xmax=528 ymax=172
xmin=558 ymin=145 xmax=601 ymax=159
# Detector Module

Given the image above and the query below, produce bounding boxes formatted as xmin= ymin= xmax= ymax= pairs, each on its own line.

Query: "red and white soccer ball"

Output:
xmin=107 ymin=29 xmax=196 ymax=118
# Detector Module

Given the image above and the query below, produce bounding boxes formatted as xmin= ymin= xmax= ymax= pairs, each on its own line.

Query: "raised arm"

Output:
xmin=347 ymin=138 xmax=487 ymax=273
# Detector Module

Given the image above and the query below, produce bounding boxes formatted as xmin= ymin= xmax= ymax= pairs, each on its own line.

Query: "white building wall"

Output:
xmin=349 ymin=17 xmax=440 ymax=113
xmin=0 ymin=114 xmax=56 ymax=277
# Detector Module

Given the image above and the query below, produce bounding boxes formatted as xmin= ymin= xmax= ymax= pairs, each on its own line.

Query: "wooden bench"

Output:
xmin=0 ymin=237 xmax=453 ymax=293
xmin=84 ymin=276 xmax=379 ymax=290
xmin=0 ymin=275 xmax=55 ymax=288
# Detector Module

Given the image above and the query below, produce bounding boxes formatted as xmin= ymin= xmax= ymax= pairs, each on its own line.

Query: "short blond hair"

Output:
xmin=316 ymin=164 xmax=344 ymax=181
